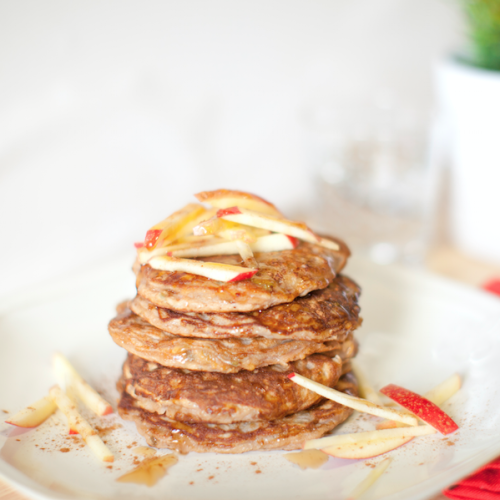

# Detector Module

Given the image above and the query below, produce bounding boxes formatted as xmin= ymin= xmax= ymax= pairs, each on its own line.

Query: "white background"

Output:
xmin=0 ymin=0 xmax=463 ymax=296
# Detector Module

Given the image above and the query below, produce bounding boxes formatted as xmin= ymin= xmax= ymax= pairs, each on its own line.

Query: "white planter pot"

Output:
xmin=436 ymin=58 xmax=500 ymax=264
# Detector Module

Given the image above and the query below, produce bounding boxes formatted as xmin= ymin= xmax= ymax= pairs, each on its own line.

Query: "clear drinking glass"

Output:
xmin=307 ymin=101 xmax=435 ymax=266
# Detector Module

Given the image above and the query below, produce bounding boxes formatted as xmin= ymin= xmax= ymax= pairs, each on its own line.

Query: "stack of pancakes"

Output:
xmin=109 ymin=239 xmax=362 ymax=453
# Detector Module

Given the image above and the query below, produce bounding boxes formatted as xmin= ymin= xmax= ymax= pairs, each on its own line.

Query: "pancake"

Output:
xmin=117 ymin=372 xmax=357 ymax=454
xmin=130 ymin=275 xmax=361 ymax=341
xmin=121 ymin=353 xmax=343 ymax=424
xmin=108 ymin=307 xmax=355 ymax=373
xmin=136 ymin=240 xmax=350 ymax=313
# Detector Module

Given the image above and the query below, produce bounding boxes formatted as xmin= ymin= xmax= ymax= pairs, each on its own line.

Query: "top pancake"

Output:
xmin=136 ymin=240 xmax=350 ymax=313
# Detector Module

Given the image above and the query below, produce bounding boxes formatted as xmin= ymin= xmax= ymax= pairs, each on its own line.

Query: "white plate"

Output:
xmin=1 ymin=253 xmax=500 ymax=500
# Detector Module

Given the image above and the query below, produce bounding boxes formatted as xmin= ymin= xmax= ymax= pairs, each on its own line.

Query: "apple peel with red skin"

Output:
xmin=380 ymin=384 xmax=459 ymax=435
xmin=144 ymin=229 xmax=163 ymax=249
xmin=195 ymin=189 xmax=282 ymax=216
xmin=287 ymin=372 xmax=419 ymax=426
xmin=217 ymin=207 xmax=241 ymax=217
xmin=148 ymin=255 xmax=258 ymax=282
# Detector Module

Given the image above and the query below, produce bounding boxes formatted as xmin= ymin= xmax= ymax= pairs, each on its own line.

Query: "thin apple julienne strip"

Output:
xmin=147 ymin=203 xmax=207 ymax=249
xmin=350 ymin=361 xmax=383 ymax=406
xmin=347 ymin=457 xmax=392 ymax=500
xmin=5 ymin=395 xmax=57 ymax=428
xmin=49 ymin=385 xmax=114 ymax=463
xmin=235 ymin=240 xmax=258 ymax=268
xmin=303 ymin=425 xmax=436 ymax=450
xmin=137 ymin=236 xmax=222 ymax=263
xmin=148 ymin=255 xmax=258 ymax=282
xmin=424 ymin=373 xmax=461 ymax=407
xmin=53 ymin=353 xmax=113 ymax=416
xmin=217 ymin=207 xmax=321 ymax=244
xmin=167 ymin=240 xmax=241 ymax=259
xmin=287 ymin=373 xmax=419 ymax=427
xmin=143 ymin=233 xmax=297 ymax=262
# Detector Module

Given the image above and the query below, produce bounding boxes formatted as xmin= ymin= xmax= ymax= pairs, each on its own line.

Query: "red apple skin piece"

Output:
xmin=144 ymin=229 xmax=163 ymax=249
xmin=228 ymin=270 xmax=258 ymax=282
xmin=286 ymin=236 xmax=299 ymax=248
xmin=217 ymin=207 xmax=241 ymax=217
xmin=380 ymin=384 xmax=459 ymax=435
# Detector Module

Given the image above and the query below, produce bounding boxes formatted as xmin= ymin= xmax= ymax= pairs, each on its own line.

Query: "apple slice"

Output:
xmin=350 ymin=361 xmax=383 ymax=406
xmin=137 ymin=236 xmax=221 ymax=264
xmin=147 ymin=233 xmax=300 ymax=261
xmin=325 ymin=436 xmax=411 ymax=459
xmin=49 ymin=385 xmax=114 ymax=463
xmin=424 ymin=373 xmax=461 ymax=407
xmin=380 ymin=384 xmax=459 ymax=435
xmin=252 ymin=233 xmax=299 ymax=252
xmin=164 ymin=240 xmax=240 ymax=259
xmin=195 ymin=189 xmax=282 ymax=216
xmin=288 ymin=372 xmax=418 ymax=426
xmin=53 ymin=353 xmax=113 ymax=416
xmin=218 ymin=228 xmax=257 ymax=244
xmin=217 ymin=207 xmax=321 ymax=244
xmin=148 ymin=255 xmax=258 ymax=282
xmin=235 ymin=240 xmax=258 ymax=268
xmin=347 ymin=457 xmax=392 ymax=500
xmin=5 ymin=395 xmax=57 ymax=428
xmin=377 ymin=373 xmax=462 ymax=430
xmin=194 ymin=216 xmax=268 ymax=241
xmin=142 ymin=203 xmax=207 ymax=250
xmin=304 ymin=425 xmax=435 ymax=451
xmin=193 ymin=215 xmax=228 ymax=236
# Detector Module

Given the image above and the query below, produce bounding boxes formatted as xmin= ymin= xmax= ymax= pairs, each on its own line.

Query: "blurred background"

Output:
xmin=3 ymin=0 xmax=500 ymax=297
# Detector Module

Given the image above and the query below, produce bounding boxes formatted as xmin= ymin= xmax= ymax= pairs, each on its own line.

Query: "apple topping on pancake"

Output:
xmin=136 ymin=241 xmax=349 ymax=313
xmin=135 ymin=190 xmax=349 ymax=286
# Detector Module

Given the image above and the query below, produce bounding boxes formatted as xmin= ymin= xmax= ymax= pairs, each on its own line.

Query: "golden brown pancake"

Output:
xmin=130 ymin=275 xmax=361 ymax=340
xmin=108 ymin=307 xmax=356 ymax=373
xmin=136 ymin=240 xmax=350 ymax=313
xmin=120 ymin=353 xmax=343 ymax=424
xmin=117 ymin=372 xmax=357 ymax=454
